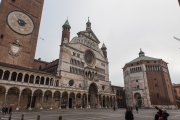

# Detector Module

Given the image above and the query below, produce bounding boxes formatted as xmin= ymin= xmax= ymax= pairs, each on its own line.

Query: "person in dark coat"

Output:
xmin=113 ymin=105 xmax=116 ymax=111
xmin=154 ymin=108 xmax=163 ymax=120
xmin=2 ymin=107 xmax=5 ymax=115
xmin=162 ymin=109 xmax=169 ymax=120
xmin=135 ymin=106 xmax=138 ymax=113
xmin=9 ymin=107 xmax=12 ymax=114
xmin=130 ymin=107 xmax=133 ymax=112
xmin=4 ymin=107 xmax=8 ymax=115
xmin=125 ymin=108 xmax=134 ymax=120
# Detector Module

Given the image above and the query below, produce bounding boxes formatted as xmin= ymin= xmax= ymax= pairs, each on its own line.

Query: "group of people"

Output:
xmin=1 ymin=106 xmax=12 ymax=115
xmin=125 ymin=106 xmax=169 ymax=120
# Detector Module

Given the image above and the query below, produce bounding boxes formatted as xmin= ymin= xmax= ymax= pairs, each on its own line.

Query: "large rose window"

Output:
xmin=84 ymin=50 xmax=95 ymax=66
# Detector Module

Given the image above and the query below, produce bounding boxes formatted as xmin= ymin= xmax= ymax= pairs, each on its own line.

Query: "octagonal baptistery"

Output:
xmin=122 ymin=49 xmax=176 ymax=109
xmin=57 ymin=19 xmax=116 ymax=108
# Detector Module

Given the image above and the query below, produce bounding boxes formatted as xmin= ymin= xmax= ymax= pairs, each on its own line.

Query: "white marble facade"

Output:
xmin=124 ymin=64 xmax=151 ymax=108
xmin=57 ymin=20 xmax=115 ymax=108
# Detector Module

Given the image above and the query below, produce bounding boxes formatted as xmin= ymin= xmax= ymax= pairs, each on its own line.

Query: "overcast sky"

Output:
xmin=33 ymin=0 xmax=180 ymax=87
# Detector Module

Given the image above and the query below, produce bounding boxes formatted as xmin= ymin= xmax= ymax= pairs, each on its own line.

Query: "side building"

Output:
xmin=123 ymin=49 xmax=176 ymax=108
xmin=173 ymin=83 xmax=180 ymax=108
xmin=111 ymin=85 xmax=126 ymax=108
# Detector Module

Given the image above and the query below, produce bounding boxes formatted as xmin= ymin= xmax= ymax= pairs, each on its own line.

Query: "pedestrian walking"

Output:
xmin=4 ymin=106 xmax=8 ymax=115
xmin=135 ymin=106 xmax=138 ymax=113
xmin=162 ymin=109 xmax=169 ymax=120
xmin=113 ymin=105 xmax=116 ymax=111
xmin=125 ymin=108 xmax=134 ymax=120
xmin=2 ymin=107 xmax=5 ymax=115
xmin=130 ymin=107 xmax=133 ymax=112
xmin=9 ymin=107 xmax=12 ymax=114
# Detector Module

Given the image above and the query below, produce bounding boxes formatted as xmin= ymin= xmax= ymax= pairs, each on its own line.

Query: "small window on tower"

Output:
xmin=154 ymin=78 xmax=156 ymax=81
xmin=131 ymin=64 xmax=133 ymax=66
xmin=0 ymin=34 xmax=3 ymax=39
xmin=73 ymin=52 xmax=76 ymax=56
xmin=157 ymin=93 xmax=159 ymax=98
xmin=154 ymin=61 xmax=156 ymax=63
xmin=155 ymin=84 xmax=158 ymax=87
xmin=147 ymin=61 xmax=149 ymax=63
xmin=136 ymin=79 xmax=138 ymax=82
xmin=137 ymin=63 xmax=139 ymax=65
xmin=137 ymin=85 xmax=139 ymax=89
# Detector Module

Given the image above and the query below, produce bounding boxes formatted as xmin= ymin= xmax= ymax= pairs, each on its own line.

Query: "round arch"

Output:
xmin=134 ymin=92 xmax=142 ymax=108
xmin=6 ymin=87 xmax=20 ymax=109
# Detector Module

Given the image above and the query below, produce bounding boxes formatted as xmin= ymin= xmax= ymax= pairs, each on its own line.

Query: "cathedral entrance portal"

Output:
xmin=89 ymin=83 xmax=98 ymax=108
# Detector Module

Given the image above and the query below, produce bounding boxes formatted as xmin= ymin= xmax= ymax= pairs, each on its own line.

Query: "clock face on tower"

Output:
xmin=6 ymin=11 xmax=34 ymax=35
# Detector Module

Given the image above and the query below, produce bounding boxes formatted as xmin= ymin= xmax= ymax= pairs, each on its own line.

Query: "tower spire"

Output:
xmin=86 ymin=17 xmax=91 ymax=31
xmin=139 ymin=48 xmax=145 ymax=57
xmin=101 ymin=43 xmax=107 ymax=59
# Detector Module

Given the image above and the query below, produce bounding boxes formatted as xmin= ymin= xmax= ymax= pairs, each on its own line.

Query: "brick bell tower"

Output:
xmin=61 ymin=19 xmax=71 ymax=45
xmin=0 ymin=0 xmax=44 ymax=69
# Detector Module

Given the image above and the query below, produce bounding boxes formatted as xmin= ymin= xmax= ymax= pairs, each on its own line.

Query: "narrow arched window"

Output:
xmin=157 ymin=93 xmax=159 ymax=98
xmin=39 ymin=66 xmax=42 ymax=70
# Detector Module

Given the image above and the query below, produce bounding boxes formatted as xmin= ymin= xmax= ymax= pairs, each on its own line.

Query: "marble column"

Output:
xmin=74 ymin=96 xmax=76 ymax=109
xmin=105 ymin=96 xmax=107 ymax=108
xmin=50 ymin=95 xmax=53 ymax=109
xmin=59 ymin=94 xmax=62 ymax=109
xmin=44 ymin=78 xmax=46 ymax=85
xmin=112 ymin=96 xmax=114 ymax=107
xmin=16 ymin=92 xmax=21 ymax=110
xmin=33 ymin=76 xmax=36 ymax=84
xmin=49 ymin=79 xmax=50 ymax=86
xmin=15 ymin=73 xmax=18 ymax=82
xmin=1 ymin=72 xmax=4 ymax=79
xmin=115 ymin=96 xmax=117 ymax=107
xmin=81 ymin=96 xmax=83 ymax=109
xmin=28 ymin=75 xmax=31 ymax=84
xmin=29 ymin=94 xmax=33 ymax=110
xmin=8 ymin=72 xmax=12 ymax=80
xmin=21 ymin=74 xmax=25 ymax=83
xmin=86 ymin=94 xmax=88 ymax=108
xmin=101 ymin=95 xmax=103 ymax=108
xmin=67 ymin=93 xmax=69 ymax=109
xmin=109 ymin=97 xmax=111 ymax=108
xmin=97 ymin=94 xmax=99 ymax=108
xmin=40 ymin=93 xmax=44 ymax=109
xmin=2 ymin=92 xmax=7 ymax=107
xmin=39 ymin=77 xmax=41 ymax=85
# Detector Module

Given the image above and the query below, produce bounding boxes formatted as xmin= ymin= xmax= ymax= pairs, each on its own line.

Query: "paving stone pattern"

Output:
xmin=1 ymin=108 xmax=180 ymax=120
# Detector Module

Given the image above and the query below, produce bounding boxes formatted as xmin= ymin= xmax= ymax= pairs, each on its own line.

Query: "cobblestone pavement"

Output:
xmin=1 ymin=108 xmax=180 ymax=120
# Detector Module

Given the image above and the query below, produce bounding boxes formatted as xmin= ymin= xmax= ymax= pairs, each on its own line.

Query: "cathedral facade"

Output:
xmin=0 ymin=0 xmax=117 ymax=110
xmin=123 ymin=49 xmax=176 ymax=109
